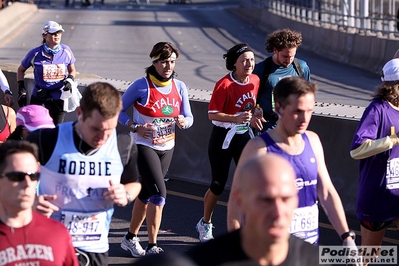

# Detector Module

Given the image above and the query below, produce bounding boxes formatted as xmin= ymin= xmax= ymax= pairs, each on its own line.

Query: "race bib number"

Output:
xmin=152 ymin=119 xmax=175 ymax=144
xmin=61 ymin=211 xmax=106 ymax=244
xmin=386 ymin=158 xmax=399 ymax=189
xmin=42 ymin=64 xmax=65 ymax=82
xmin=234 ymin=123 xmax=249 ymax=134
xmin=290 ymin=204 xmax=318 ymax=234
xmin=232 ymin=112 xmax=249 ymax=134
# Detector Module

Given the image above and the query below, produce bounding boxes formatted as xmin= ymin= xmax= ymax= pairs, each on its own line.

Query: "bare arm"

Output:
xmin=227 ymin=136 xmax=267 ymax=231
xmin=67 ymin=64 xmax=77 ymax=78
xmin=4 ymin=106 xmax=16 ymax=133
xmin=124 ymin=182 xmax=141 ymax=204
xmin=209 ymin=111 xmax=251 ymax=124
xmin=309 ymin=131 xmax=350 ymax=237
xmin=17 ymin=65 xmax=27 ymax=81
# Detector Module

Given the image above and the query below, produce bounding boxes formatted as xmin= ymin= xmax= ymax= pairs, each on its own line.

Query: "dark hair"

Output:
xmin=223 ymin=43 xmax=253 ymax=71
xmin=145 ymin=42 xmax=180 ymax=75
xmin=265 ymin=28 xmax=302 ymax=53
xmin=7 ymin=126 xmax=24 ymax=140
xmin=0 ymin=140 xmax=39 ymax=173
xmin=273 ymin=77 xmax=317 ymax=108
xmin=373 ymin=81 xmax=399 ymax=104
xmin=80 ymin=82 xmax=122 ymax=120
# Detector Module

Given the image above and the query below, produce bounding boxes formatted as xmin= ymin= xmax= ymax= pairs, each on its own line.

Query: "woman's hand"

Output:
xmin=137 ymin=123 xmax=154 ymax=139
xmin=174 ymin=115 xmax=186 ymax=129
xmin=235 ymin=111 xmax=252 ymax=124
xmin=250 ymin=116 xmax=264 ymax=131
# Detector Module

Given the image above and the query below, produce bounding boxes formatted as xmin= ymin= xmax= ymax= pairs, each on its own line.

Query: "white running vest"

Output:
xmin=38 ymin=122 xmax=124 ymax=253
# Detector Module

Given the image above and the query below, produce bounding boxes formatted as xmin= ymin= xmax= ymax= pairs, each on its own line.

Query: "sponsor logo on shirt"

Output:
xmin=295 ymin=178 xmax=317 ymax=190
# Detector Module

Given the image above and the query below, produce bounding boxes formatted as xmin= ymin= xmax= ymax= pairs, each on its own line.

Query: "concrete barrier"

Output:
xmin=308 ymin=115 xmax=359 ymax=215
xmin=169 ymin=103 xmax=362 ymax=217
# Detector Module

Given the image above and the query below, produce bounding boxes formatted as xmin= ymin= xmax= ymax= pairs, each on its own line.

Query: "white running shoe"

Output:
xmin=120 ymin=234 xmax=146 ymax=258
xmin=196 ymin=217 xmax=214 ymax=242
xmin=146 ymin=246 xmax=164 ymax=255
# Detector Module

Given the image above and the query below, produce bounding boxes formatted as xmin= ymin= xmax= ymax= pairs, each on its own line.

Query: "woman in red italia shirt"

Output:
xmin=196 ymin=43 xmax=263 ymax=242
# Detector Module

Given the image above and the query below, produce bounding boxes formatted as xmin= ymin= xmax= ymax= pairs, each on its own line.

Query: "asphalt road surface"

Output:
xmin=0 ymin=1 xmax=396 ymax=265
xmin=110 ymin=179 xmax=398 ymax=265
xmin=1 ymin=0 xmax=381 ymax=108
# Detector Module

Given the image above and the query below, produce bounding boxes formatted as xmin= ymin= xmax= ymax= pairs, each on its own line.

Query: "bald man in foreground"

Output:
xmin=185 ymin=153 xmax=326 ymax=266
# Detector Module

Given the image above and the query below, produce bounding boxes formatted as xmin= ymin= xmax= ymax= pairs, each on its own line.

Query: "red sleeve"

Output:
xmin=208 ymin=76 xmax=229 ymax=113
xmin=63 ymin=234 xmax=79 ymax=266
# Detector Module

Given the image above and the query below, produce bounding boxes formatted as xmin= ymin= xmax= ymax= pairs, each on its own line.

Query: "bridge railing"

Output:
xmin=241 ymin=0 xmax=399 ymax=38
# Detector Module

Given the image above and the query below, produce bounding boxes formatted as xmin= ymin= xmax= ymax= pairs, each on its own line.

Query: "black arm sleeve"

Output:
xmin=26 ymin=128 xmax=59 ymax=165
xmin=117 ymin=132 xmax=140 ymax=184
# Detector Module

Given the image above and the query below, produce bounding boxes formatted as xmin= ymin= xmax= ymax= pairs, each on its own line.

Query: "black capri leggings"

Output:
xmin=30 ymin=96 xmax=65 ymax=125
xmin=208 ymin=125 xmax=251 ymax=195
xmin=137 ymin=144 xmax=174 ymax=201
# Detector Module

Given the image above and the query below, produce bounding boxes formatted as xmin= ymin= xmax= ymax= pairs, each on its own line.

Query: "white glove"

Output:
xmin=61 ymin=78 xmax=76 ymax=100
xmin=61 ymin=79 xmax=81 ymax=112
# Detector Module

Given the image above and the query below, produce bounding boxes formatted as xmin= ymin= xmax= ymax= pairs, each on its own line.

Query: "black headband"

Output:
xmin=236 ymin=46 xmax=252 ymax=55
xmin=224 ymin=45 xmax=253 ymax=71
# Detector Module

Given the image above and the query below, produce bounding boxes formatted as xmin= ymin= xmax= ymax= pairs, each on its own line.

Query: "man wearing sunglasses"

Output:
xmin=26 ymin=82 xmax=141 ymax=266
xmin=0 ymin=140 xmax=79 ymax=265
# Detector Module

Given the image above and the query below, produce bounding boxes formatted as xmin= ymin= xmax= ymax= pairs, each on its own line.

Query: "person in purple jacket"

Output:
xmin=17 ymin=21 xmax=77 ymax=125
xmin=350 ymin=58 xmax=399 ymax=264
xmin=227 ymin=77 xmax=357 ymax=250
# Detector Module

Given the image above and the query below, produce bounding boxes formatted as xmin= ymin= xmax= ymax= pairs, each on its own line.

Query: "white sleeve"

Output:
xmin=350 ymin=135 xmax=399 ymax=159
xmin=0 ymin=69 xmax=10 ymax=93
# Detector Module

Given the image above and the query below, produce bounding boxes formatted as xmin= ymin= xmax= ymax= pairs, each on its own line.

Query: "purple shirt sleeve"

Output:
xmin=350 ymin=100 xmax=382 ymax=150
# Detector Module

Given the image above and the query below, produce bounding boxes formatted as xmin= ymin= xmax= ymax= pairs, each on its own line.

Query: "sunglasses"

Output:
xmin=49 ymin=31 xmax=63 ymax=36
xmin=1 ymin=171 xmax=40 ymax=182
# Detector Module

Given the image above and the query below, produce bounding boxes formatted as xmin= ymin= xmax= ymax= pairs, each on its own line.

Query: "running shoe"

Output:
xmin=120 ymin=234 xmax=146 ymax=258
xmin=196 ymin=217 xmax=214 ymax=242
xmin=146 ymin=246 xmax=164 ymax=255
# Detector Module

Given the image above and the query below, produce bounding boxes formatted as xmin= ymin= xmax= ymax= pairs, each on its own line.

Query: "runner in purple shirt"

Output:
xmin=227 ymin=77 xmax=357 ymax=252
xmin=17 ymin=21 xmax=76 ymax=125
xmin=350 ymin=58 xmax=399 ymax=264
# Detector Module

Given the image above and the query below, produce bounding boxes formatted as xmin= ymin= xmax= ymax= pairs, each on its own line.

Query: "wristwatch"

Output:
xmin=4 ymin=90 xmax=12 ymax=95
xmin=130 ymin=123 xmax=139 ymax=133
xmin=341 ymin=230 xmax=356 ymax=241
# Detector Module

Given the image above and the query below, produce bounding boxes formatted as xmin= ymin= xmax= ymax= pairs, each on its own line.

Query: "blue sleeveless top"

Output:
xmin=260 ymin=132 xmax=319 ymax=244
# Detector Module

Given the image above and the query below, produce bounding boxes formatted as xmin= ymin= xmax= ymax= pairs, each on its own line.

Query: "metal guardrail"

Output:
xmin=241 ymin=0 xmax=399 ymax=38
